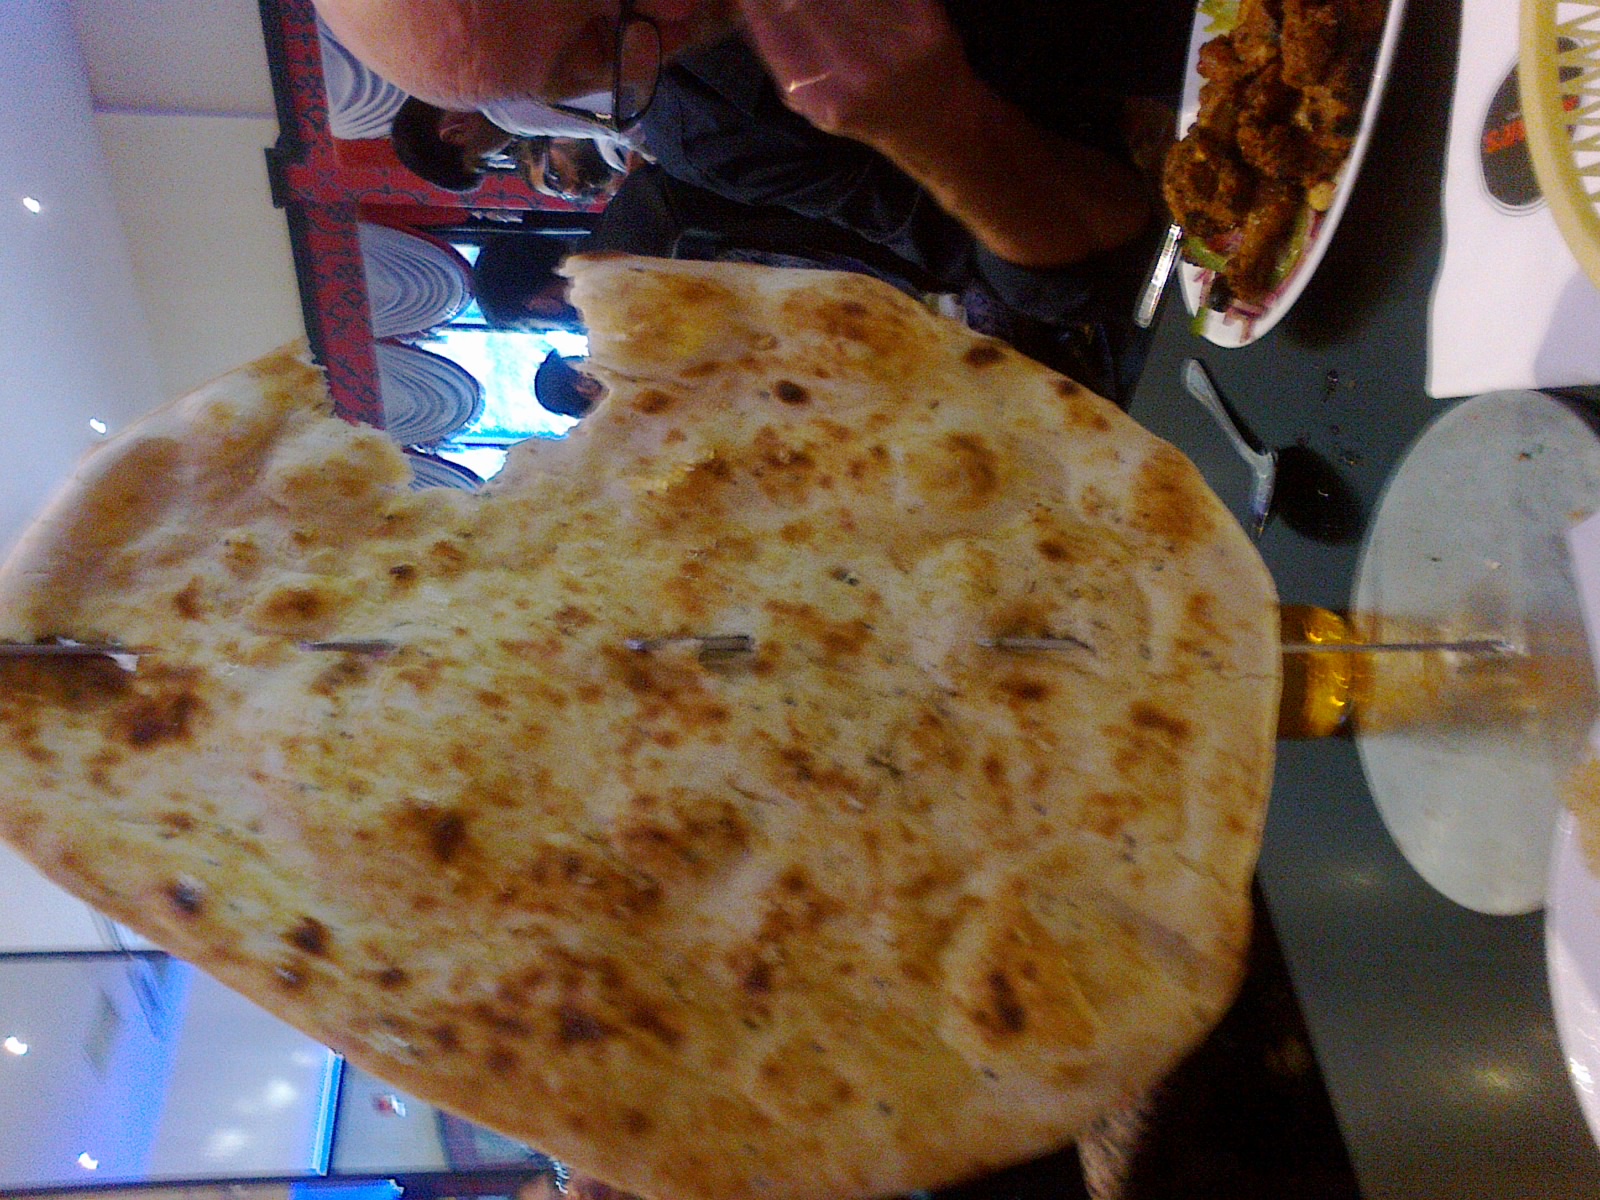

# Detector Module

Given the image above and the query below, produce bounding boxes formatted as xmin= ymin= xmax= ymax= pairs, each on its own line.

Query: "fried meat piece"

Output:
xmin=1232 ymin=0 xmax=1284 ymax=71
xmin=1160 ymin=0 xmax=1386 ymax=300
xmin=1194 ymin=37 xmax=1251 ymax=140
xmin=1294 ymin=47 xmax=1372 ymax=199
xmin=1297 ymin=47 xmax=1369 ymax=139
xmin=1228 ymin=179 xmax=1304 ymax=302
xmin=1279 ymin=0 xmax=1345 ymax=88
xmin=1163 ymin=126 xmax=1259 ymax=237
xmin=1236 ymin=62 xmax=1317 ymax=180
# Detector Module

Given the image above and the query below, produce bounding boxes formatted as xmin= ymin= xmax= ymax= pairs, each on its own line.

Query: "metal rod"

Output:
xmin=0 ymin=642 xmax=148 ymax=658
xmin=977 ymin=635 xmax=1517 ymax=656
xmin=1135 ymin=222 xmax=1184 ymax=328
xmin=977 ymin=636 xmax=1095 ymax=652
xmin=1282 ymin=639 xmax=1517 ymax=655
xmin=298 ymin=640 xmax=398 ymax=655
xmin=626 ymin=635 xmax=755 ymax=653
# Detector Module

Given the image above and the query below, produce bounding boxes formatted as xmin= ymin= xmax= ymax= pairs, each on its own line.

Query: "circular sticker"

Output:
xmin=1481 ymin=62 xmax=1545 ymax=212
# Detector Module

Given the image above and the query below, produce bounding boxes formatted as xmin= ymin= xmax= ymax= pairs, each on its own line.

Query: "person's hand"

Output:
xmin=740 ymin=0 xmax=1152 ymax=267
xmin=737 ymin=0 xmax=972 ymax=148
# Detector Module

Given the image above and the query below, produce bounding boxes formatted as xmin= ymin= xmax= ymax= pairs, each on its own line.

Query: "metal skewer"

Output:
xmin=2 ymin=631 xmax=1518 ymax=664
xmin=0 ymin=640 xmax=148 ymax=673
xmin=297 ymin=639 xmax=398 ymax=655
xmin=0 ymin=642 xmax=146 ymax=658
xmin=978 ymin=635 xmax=1095 ymax=652
xmin=0 ymin=639 xmax=405 ymax=657
xmin=1282 ymin=638 xmax=1517 ymax=655
xmin=0 ymin=638 xmax=403 ymax=672
xmin=626 ymin=635 xmax=755 ymax=653
xmin=975 ymin=635 xmax=1518 ymax=656
xmin=1135 ymin=222 xmax=1184 ymax=328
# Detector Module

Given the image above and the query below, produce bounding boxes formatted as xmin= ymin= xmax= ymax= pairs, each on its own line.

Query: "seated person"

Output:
xmin=590 ymin=162 xmax=1126 ymax=400
xmin=362 ymin=22 xmax=1171 ymax=402
xmin=534 ymin=352 xmax=605 ymax=419
xmin=588 ymin=160 xmax=942 ymax=296
xmin=469 ymin=235 xmax=587 ymax=332
xmin=631 ymin=34 xmax=1160 ymax=401
xmin=390 ymin=96 xmax=634 ymax=193
xmin=518 ymin=136 xmax=635 ymax=206
xmin=476 ymin=98 xmax=637 ymax=171
xmin=390 ymin=96 xmax=514 ymax=192
xmin=322 ymin=0 xmax=1187 ymax=267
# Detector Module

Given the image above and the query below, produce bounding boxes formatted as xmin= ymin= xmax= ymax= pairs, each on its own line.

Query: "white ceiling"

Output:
xmin=1 ymin=0 xmax=167 ymax=561
xmin=2 ymin=0 xmax=302 ymax=562
xmin=0 ymin=0 xmax=303 ymax=948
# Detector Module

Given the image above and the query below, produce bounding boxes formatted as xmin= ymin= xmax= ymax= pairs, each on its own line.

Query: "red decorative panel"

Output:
xmin=258 ymin=0 xmax=590 ymax=420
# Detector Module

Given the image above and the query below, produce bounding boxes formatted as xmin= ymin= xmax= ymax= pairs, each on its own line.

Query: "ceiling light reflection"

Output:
xmin=2 ymin=1036 xmax=26 ymax=1056
xmin=77 ymin=1153 xmax=99 ymax=1171
xmin=205 ymin=1128 xmax=251 ymax=1160
xmin=89 ymin=419 xmax=108 ymax=435
xmin=1572 ymin=1056 xmax=1594 ymax=1094
xmin=22 ymin=196 xmax=42 ymax=214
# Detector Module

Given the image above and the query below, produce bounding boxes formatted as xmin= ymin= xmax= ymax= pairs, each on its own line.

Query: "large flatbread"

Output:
xmin=0 ymin=255 xmax=1279 ymax=1200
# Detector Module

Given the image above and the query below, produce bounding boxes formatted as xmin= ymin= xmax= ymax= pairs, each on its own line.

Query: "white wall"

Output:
xmin=96 ymin=113 xmax=306 ymax=400
xmin=2 ymin=0 xmax=303 ymax=558
xmin=0 ymin=957 xmax=341 ymax=1190
xmin=70 ymin=0 xmax=276 ymax=116
xmin=78 ymin=0 xmax=307 ymax=402
xmin=0 ymin=852 xmax=107 ymax=951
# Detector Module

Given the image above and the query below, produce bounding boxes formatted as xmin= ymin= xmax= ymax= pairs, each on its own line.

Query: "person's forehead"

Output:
xmin=314 ymin=0 xmax=602 ymax=108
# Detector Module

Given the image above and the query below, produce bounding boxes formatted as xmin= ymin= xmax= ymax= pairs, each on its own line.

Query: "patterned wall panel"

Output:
xmin=257 ymin=0 xmax=588 ymax=422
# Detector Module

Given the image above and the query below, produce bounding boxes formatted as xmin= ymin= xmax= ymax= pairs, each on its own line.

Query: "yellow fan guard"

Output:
xmin=1520 ymin=0 xmax=1600 ymax=288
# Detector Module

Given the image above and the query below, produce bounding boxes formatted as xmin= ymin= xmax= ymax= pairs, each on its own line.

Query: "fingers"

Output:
xmin=736 ymin=0 xmax=964 ymax=136
xmin=784 ymin=70 xmax=833 ymax=94
xmin=738 ymin=0 xmax=830 ymax=84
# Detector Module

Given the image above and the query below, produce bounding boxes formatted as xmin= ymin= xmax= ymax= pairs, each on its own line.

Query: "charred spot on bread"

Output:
xmin=286 ymin=915 xmax=331 ymax=956
xmin=964 ymin=342 xmax=1006 ymax=368
xmin=113 ymin=676 xmax=205 ymax=749
xmin=164 ymin=878 xmax=205 ymax=917
xmin=773 ymin=379 xmax=810 ymax=404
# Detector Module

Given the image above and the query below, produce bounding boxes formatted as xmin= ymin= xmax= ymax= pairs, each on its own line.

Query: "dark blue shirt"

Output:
xmin=633 ymin=28 xmax=1173 ymax=329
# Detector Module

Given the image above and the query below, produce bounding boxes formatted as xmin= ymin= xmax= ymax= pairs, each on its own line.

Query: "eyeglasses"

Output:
xmin=550 ymin=1 xmax=662 ymax=134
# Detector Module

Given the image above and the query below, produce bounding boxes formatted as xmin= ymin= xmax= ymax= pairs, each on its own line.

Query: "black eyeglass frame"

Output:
xmin=547 ymin=1 xmax=662 ymax=134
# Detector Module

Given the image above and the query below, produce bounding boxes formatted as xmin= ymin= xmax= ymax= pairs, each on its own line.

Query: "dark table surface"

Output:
xmin=1126 ymin=0 xmax=1600 ymax=1191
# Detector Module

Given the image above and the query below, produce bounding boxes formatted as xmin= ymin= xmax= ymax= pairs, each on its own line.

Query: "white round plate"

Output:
xmin=317 ymin=19 xmax=407 ymax=140
xmin=359 ymin=223 xmax=474 ymax=340
xmin=1352 ymin=391 xmax=1600 ymax=914
xmin=1549 ymin=809 xmax=1600 ymax=1146
xmin=1175 ymin=0 xmax=1409 ymax=346
xmin=404 ymin=451 xmax=483 ymax=491
xmin=375 ymin=341 xmax=484 ymax=446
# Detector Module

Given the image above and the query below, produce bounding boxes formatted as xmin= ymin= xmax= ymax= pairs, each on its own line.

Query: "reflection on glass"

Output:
xmin=1278 ymin=605 xmax=1360 ymax=739
xmin=405 ymin=241 xmax=591 ymax=482
xmin=0 ymin=954 xmax=339 ymax=1192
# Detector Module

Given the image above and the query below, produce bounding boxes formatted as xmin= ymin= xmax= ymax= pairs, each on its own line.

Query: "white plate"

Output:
xmin=317 ymin=18 xmax=407 ymax=140
xmin=1176 ymin=0 xmax=1409 ymax=346
xmin=375 ymin=341 xmax=485 ymax=446
xmin=1548 ymin=810 xmax=1600 ymax=1146
xmin=1351 ymin=391 xmax=1600 ymax=914
xmin=404 ymin=450 xmax=484 ymax=491
xmin=358 ymin=223 xmax=475 ymax=340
